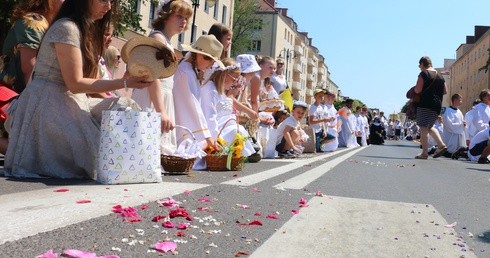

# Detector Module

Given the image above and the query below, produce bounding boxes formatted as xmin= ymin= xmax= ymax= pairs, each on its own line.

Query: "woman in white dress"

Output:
xmin=131 ymin=0 xmax=192 ymax=154
xmin=173 ymin=35 xmax=224 ymax=169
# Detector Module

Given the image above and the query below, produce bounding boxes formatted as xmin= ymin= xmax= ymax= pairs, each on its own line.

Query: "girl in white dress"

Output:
xmin=173 ymin=35 xmax=224 ymax=170
xmin=201 ymin=59 xmax=257 ymax=159
xmin=131 ymin=0 xmax=192 ymax=155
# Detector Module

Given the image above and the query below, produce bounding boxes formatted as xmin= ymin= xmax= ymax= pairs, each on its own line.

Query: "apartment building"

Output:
xmin=251 ymin=0 xmax=333 ymax=102
xmin=435 ymin=59 xmax=455 ymax=108
xmin=450 ymin=26 xmax=490 ymax=112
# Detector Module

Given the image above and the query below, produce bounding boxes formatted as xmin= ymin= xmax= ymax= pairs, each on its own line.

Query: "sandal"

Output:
xmin=432 ymin=146 xmax=447 ymax=158
xmin=415 ymin=155 xmax=428 ymax=159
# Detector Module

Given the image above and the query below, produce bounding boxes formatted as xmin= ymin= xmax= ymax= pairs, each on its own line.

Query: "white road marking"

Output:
xmin=222 ymin=148 xmax=353 ymax=186
xmin=275 ymin=147 xmax=365 ymax=190
xmin=251 ymin=196 xmax=476 ymax=258
xmin=0 ymin=182 xmax=208 ymax=244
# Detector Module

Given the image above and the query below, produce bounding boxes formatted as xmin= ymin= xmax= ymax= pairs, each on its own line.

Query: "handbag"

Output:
xmin=0 ymin=84 xmax=19 ymax=122
xmin=405 ymin=71 xmax=438 ymax=119
xmin=96 ymin=109 xmax=162 ymax=184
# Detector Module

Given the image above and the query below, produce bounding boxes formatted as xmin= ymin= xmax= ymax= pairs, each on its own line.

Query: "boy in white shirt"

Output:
xmin=276 ymin=101 xmax=308 ymax=158
xmin=468 ymin=128 xmax=490 ymax=164
xmin=308 ymin=88 xmax=335 ymax=152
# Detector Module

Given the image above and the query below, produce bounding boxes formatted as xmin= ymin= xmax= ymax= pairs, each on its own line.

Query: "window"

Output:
xmin=222 ymin=5 xmax=227 ymax=24
xmin=253 ymin=19 xmax=262 ymax=30
xmin=248 ymin=40 xmax=262 ymax=51
xmin=204 ymin=0 xmax=210 ymax=13
xmin=214 ymin=0 xmax=219 ymax=19
xmin=149 ymin=2 xmax=156 ymax=27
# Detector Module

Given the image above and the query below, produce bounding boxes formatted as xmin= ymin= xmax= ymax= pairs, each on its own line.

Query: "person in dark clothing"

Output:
xmin=369 ymin=117 xmax=385 ymax=145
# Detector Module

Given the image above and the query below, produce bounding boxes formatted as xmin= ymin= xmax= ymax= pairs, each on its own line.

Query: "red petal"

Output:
xmin=183 ymin=190 xmax=191 ymax=195
xmin=266 ymin=214 xmax=279 ymax=219
xmin=235 ymin=251 xmax=250 ymax=257
xmin=76 ymin=199 xmax=91 ymax=204
xmin=53 ymin=188 xmax=69 ymax=192
xmin=291 ymin=210 xmax=299 ymax=214
xmin=248 ymin=220 xmax=263 ymax=226
xmin=140 ymin=204 xmax=149 ymax=210
xmin=198 ymin=197 xmax=212 ymax=202
xmin=152 ymin=215 xmax=166 ymax=222
xmin=299 ymin=198 xmax=308 ymax=205
xmin=254 ymin=212 xmax=262 ymax=216
xmin=177 ymin=231 xmax=185 ymax=237
xmin=163 ymin=221 xmax=175 ymax=228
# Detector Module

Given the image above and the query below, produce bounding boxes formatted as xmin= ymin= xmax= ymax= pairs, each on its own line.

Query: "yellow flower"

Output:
xmin=217 ymin=137 xmax=227 ymax=147
xmin=23 ymin=13 xmax=49 ymax=32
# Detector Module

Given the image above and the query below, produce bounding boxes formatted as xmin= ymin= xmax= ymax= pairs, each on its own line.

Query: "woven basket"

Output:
xmin=161 ymin=155 xmax=195 ymax=173
xmin=206 ymin=154 xmax=245 ymax=171
xmin=161 ymin=125 xmax=197 ymax=174
xmin=206 ymin=118 xmax=246 ymax=171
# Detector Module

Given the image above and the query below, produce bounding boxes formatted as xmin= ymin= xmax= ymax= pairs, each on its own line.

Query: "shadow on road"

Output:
xmin=476 ymin=230 xmax=490 ymax=243
xmin=2 ymin=176 xmax=94 ymax=186
xmin=466 ymin=167 xmax=490 ymax=173
xmin=358 ymin=155 xmax=415 ymax=160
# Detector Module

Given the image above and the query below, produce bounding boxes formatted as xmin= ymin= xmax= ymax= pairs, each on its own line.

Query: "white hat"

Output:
xmin=181 ymin=35 xmax=224 ymax=68
xmin=236 ymin=54 xmax=261 ymax=73
xmin=121 ymin=36 xmax=178 ymax=81
xmin=293 ymin=100 xmax=308 ymax=108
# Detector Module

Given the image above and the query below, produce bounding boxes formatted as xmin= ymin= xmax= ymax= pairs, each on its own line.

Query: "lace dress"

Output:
xmin=131 ymin=30 xmax=176 ymax=155
xmin=4 ymin=18 xmax=139 ymax=179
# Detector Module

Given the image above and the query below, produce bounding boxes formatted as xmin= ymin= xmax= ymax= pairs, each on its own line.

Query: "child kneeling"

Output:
xmin=275 ymin=101 xmax=308 ymax=158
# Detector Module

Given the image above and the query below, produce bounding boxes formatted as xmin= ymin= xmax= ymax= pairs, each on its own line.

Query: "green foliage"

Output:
xmin=333 ymin=99 xmax=364 ymax=111
xmin=400 ymin=100 xmax=410 ymax=113
xmin=479 ymin=48 xmax=490 ymax=73
xmin=231 ymin=0 xmax=263 ymax=56
xmin=0 ymin=0 xmax=20 ymax=51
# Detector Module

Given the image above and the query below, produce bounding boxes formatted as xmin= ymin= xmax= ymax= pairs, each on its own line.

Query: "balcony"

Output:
xmin=294 ymin=45 xmax=303 ymax=56
xmin=293 ymin=63 xmax=302 ymax=72
xmin=318 ymin=67 xmax=325 ymax=75
xmin=307 ymin=58 xmax=316 ymax=67
xmin=306 ymin=89 xmax=313 ymax=97
xmin=306 ymin=74 xmax=315 ymax=82
xmin=292 ymin=81 xmax=301 ymax=91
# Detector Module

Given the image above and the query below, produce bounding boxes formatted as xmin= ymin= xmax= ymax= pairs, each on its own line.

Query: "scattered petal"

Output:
xmin=111 ymin=247 xmax=121 ymax=252
xmin=184 ymin=190 xmax=192 ymax=195
xmin=197 ymin=206 xmax=210 ymax=211
xmin=445 ymin=222 xmax=457 ymax=228
xmin=154 ymin=241 xmax=177 ymax=253
xmin=53 ymin=189 xmax=69 ymax=193
xmin=266 ymin=214 xmax=280 ymax=219
xmin=36 ymin=249 xmax=58 ymax=258
xmin=158 ymin=197 xmax=179 ymax=208
xmin=62 ymin=249 xmax=119 ymax=258
xmin=162 ymin=221 xmax=175 ymax=228
xmin=299 ymin=198 xmax=308 ymax=205
xmin=152 ymin=215 xmax=166 ymax=222
xmin=76 ymin=200 xmax=91 ymax=204
xmin=236 ymin=204 xmax=249 ymax=209
xmin=251 ymin=188 xmax=261 ymax=192
xmin=177 ymin=231 xmax=185 ymax=237
xmin=209 ymin=242 xmax=218 ymax=248
xmin=254 ymin=212 xmax=262 ymax=216
xmin=315 ymin=191 xmax=323 ymax=196
xmin=248 ymin=220 xmax=263 ymax=226
xmin=139 ymin=204 xmax=149 ymax=210
xmin=169 ymin=208 xmax=190 ymax=218
xmin=198 ymin=197 xmax=212 ymax=202
xmin=177 ymin=223 xmax=189 ymax=230
xmin=235 ymin=251 xmax=249 ymax=257
xmin=291 ymin=210 xmax=299 ymax=214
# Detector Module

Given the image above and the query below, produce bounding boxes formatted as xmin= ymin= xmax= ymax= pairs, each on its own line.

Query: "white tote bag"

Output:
xmin=97 ymin=110 xmax=162 ymax=184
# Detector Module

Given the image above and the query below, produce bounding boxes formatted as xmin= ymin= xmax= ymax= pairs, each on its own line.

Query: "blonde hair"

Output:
xmin=103 ymin=46 xmax=120 ymax=71
xmin=210 ymin=58 xmax=241 ymax=95
xmin=152 ymin=0 xmax=193 ymax=31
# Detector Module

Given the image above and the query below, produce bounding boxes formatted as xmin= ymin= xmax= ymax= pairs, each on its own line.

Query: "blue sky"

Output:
xmin=276 ymin=0 xmax=490 ymax=114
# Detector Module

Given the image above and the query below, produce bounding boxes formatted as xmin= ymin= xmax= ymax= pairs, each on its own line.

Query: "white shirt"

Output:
xmin=308 ymin=103 xmax=327 ymax=133
xmin=471 ymin=102 xmax=490 ymax=132
xmin=276 ymin=116 xmax=300 ymax=143
xmin=270 ymin=73 xmax=287 ymax=93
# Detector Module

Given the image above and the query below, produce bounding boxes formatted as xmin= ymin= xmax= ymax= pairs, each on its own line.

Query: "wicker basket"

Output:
xmin=161 ymin=155 xmax=195 ymax=173
xmin=206 ymin=118 xmax=246 ymax=171
xmin=206 ymin=154 xmax=245 ymax=171
xmin=161 ymin=125 xmax=196 ymax=174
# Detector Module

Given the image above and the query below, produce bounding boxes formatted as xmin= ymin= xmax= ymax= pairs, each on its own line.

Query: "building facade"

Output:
xmin=450 ymin=26 xmax=490 ymax=112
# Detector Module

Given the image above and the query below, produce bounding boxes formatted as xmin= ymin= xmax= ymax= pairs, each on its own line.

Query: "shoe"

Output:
xmin=432 ymin=146 xmax=447 ymax=158
xmin=278 ymin=151 xmax=295 ymax=159
xmin=428 ymin=147 xmax=436 ymax=155
xmin=478 ymin=157 xmax=490 ymax=164
xmin=415 ymin=155 xmax=428 ymax=159
xmin=451 ymin=147 xmax=465 ymax=160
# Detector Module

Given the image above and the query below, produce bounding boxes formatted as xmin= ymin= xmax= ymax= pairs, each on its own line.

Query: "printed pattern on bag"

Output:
xmin=97 ymin=110 xmax=162 ymax=184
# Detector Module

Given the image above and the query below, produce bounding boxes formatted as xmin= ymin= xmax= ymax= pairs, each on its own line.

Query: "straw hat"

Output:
xmin=121 ymin=36 xmax=178 ymax=81
xmin=313 ymin=88 xmax=326 ymax=95
xmin=181 ymin=35 xmax=224 ymax=68
xmin=236 ymin=54 xmax=261 ymax=73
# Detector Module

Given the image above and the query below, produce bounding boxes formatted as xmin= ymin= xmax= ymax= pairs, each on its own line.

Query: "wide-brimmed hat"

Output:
xmin=121 ymin=36 xmax=178 ymax=81
xmin=236 ymin=54 xmax=261 ymax=73
xmin=181 ymin=35 xmax=224 ymax=68
xmin=313 ymin=88 xmax=326 ymax=95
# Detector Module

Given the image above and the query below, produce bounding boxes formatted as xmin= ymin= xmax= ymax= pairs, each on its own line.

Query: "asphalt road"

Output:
xmin=0 ymin=140 xmax=488 ymax=258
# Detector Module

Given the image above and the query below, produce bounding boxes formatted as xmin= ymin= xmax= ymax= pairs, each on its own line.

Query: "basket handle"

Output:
xmin=175 ymin=124 xmax=197 ymax=141
xmin=216 ymin=118 xmax=239 ymax=140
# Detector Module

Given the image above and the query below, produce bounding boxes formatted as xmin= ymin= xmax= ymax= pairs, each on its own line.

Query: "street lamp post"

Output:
xmin=278 ymin=48 xmax=295 ymax=81
xmin=190 ymin=0 xmax=216 ymax=43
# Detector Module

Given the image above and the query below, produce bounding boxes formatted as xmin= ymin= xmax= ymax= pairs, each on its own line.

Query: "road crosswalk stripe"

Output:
xmin=250 ymin=196 xmax=476 ymax=258
xmin=0 ymin=182 xmax=208 ymax=245
xmin=274 ymin=147 xmax=366 ymax=190
xmin=221 ymin=148 xmax=353 ymax=187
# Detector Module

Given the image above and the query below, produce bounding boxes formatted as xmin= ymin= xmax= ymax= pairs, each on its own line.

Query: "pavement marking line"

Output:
xmin=221 ymin=148 xmax=352 ymax=187
xmin=0 ymin=182 xmax=208 ymax=245
xmin=250 ymin=196 xmax=476 ymax=258
xmin=274 ymin=147 xmax=366 ymax=190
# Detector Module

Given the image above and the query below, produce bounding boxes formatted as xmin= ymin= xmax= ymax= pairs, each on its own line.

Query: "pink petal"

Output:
xmin=125 ymin=215 xmax=142 ymax=223
xmin=177 ymin=231 xmax=185 ymax=237
xmin=237 ymin=204 xmax=249 ymax=209
xmin=154 ymin=241 xmax=177 ymax=253
xmin=177 ymin=223 xmax=189 ymax=230
xmin=163 ymin=221 xmax=175 ymax=228
xmin=76 ymin=200 xmax=91 ymax=204
xmin=266 ymin=214 xmax=280 ymax=219
xmin=183 ymin=190 xmax=191 ymax=195
xmin=53 ymin=188 xmax=69 ymax=193
xmin=254 ymin=212 xmax=262 ymax=216
xmin=197 ymin=206 xmax=209 ymax=211
xmin=252 ymin=188 xmax=261 ymax=192
xmin=299 ymin=198 xmax=307 ymax=205
xmin=112 ymin=205 xmax=123 ymax=213
xmin=198 ymin=197 xmax=212 ymax=202
xmin=36 ymin=249 xmax=59 ymax=258
xmin=152 ymin=215 xmax=166 ymax=222
xmin=139 ymin=204 xmax=149 ymax=210
xmin=299 ymin=204 xmax=309 ymax=208
xmin=248 ymin=220 xmax=263 ymax=226
xmin=445 ymin=221 xmax=457 ymax=228
xmin=315 ymin=191 xmax=323 ymax=196
xmin=62 ymin=249 xmax=97 ymax=258
xmin=158 ymin=197 xmax=178 ymax=207
xmin=291 ymin=210 xmax=299 ymax=214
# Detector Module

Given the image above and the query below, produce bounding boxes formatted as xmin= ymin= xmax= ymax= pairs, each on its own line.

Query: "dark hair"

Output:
xmin=419 ymin=56 xmax=432 ymax=68
xmin=208 ymin=23 xmax=231 ymax=59
xmin=52 ymin=0 xmax=115 ymax=78
xmin=479 ymin=89 xmax=490 ymax=101
xmin=152 ymin=0 xmax=193 ymax=31
xmin=11 ymin=0 xmax=58 ymax=24
xmin=256 ymin=55 xmax=274 ymax=66
xmin=473 ymin=98 xmax=481 ymax=106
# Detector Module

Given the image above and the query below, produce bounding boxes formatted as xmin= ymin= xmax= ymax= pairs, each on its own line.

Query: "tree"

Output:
xmin=479 ymin=48 xmax=490 ymax=73
xmin=231 ymin=0 xmax=263 ymax=56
